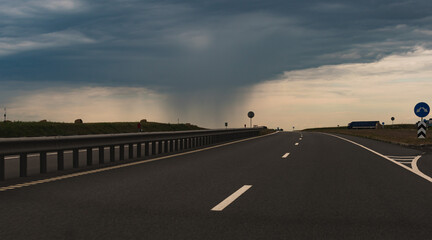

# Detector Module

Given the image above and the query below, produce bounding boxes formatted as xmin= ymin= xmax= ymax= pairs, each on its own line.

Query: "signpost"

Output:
xmin=247 ymin=111 xmax=255 ymax=128
xmin=414 ymin=102 xmax=430 ymax=139
xmin=391 ymin=117 xmax=395 ymax=125
xmin=225 ymin=122 xmax=228 ymax=129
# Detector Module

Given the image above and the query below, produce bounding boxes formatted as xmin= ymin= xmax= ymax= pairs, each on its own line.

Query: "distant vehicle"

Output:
xmin=347 ymin=121 xmax=381 ymax=129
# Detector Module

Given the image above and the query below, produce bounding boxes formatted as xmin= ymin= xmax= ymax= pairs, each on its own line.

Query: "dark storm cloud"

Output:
xmin=1 ymin=0 xmax=432 ymax=90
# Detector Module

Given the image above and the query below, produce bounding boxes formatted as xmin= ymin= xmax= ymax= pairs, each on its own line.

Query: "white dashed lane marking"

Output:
xmin=282 ymin=153 xmax=290 ymax=158
xmin=211 ymin=185 xmax=252 ymax=211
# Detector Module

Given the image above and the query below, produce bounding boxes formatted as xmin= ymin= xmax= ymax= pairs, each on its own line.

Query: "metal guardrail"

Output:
xmin=0 ymin=128 xmax=262 ymax=180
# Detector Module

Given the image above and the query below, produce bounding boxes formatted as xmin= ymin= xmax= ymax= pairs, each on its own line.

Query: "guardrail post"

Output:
xmin=137 ymin=143 xmax=142 ymax=158
xmin=40 ymin=152 xmax=47 ymax=174
xmin=170 ymin=140 xmax=174 ymax=152
xmin=179 ymin=139 xmax=184 ymax=150
xmin=58 ymin=150 xmax=64 ymax=170
xmin=99 ymin=147 xmax=104 ymax=164
xmin=20 ymin=153 xmax=27 ymax=177
xmin=175 ymin=139 xmax=179 ymax=151
xmin=129 ymin=144 xmax=133 ymax=159
xmin=87 ymin=148 xmax=93 ymax=166
xmin=145 ymin=142 xmax=149 ymax=156
xmin=110 ymin=146 xmax=116 ymax=162
xmin=73 ymin=149 xmax=79 ymax=168
xmin=119 ymin=145 xmax=124 ymax=161
xmin=0 ymin=155 xmax=4 ymax=180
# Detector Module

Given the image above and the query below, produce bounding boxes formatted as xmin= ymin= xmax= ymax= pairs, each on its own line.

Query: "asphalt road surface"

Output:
xmin=1 ymin=132 xmax=432 ymax=239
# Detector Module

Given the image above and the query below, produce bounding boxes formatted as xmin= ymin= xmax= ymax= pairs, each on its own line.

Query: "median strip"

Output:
xmin=211 ymin=185 xmax=252 ymax=211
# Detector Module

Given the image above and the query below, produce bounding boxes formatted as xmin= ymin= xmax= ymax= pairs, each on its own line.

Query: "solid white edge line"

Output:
xmin=282 ymin=153 xmax=290 ymax=158
xmin=411 ymin=155 xmax=427 ymax=177
xmin=211 ymin=185 xmax=252 ymax=211
xmin=0 ymin=132 xmax=278 ymax=192
xmin=322 ymin=133 xmax=432 ymax=183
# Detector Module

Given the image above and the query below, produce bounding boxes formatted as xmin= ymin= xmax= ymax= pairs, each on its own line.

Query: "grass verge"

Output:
xmin=0 ymin=121 xmax=203 ymax=138
xmin=304 ymin=124 xmax=432 ymax=147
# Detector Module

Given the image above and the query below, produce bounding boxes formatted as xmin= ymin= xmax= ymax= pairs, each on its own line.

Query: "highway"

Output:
xmin=1 ymin=131 xmax=432 ymax=239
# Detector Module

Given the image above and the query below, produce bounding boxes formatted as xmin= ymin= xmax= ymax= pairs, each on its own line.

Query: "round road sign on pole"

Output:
xmin=247 ymin=111 xmax=254 ymax=128
xmin=248 ymin=111 xmax=255 ymax=118
xmin=414 ymin=102 xmax=430 ymax=118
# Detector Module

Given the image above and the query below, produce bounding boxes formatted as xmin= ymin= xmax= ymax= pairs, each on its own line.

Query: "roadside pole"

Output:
xmin=414 ymin=102 xmax=430 ymax=139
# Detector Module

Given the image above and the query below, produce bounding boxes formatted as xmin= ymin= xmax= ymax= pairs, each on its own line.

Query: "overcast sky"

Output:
xmin=1 ymin=0 xmax=432 ymax=129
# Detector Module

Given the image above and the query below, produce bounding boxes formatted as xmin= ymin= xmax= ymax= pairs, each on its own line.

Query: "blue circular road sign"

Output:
xmin=414 ymin=102 xmax=430 ymax=118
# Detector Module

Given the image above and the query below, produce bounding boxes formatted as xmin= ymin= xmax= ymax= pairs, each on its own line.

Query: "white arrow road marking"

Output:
xmin=211 ymin=185 xmax=252 ymax=211
xmin=282 ymin=153 xmax=290 ymax=158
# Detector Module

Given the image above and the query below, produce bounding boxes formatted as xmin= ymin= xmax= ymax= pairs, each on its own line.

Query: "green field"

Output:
xmin=304 ymin=124 xmax=432 ymax=147
xmin=0 ymin=121 xmax=203 ymax=138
